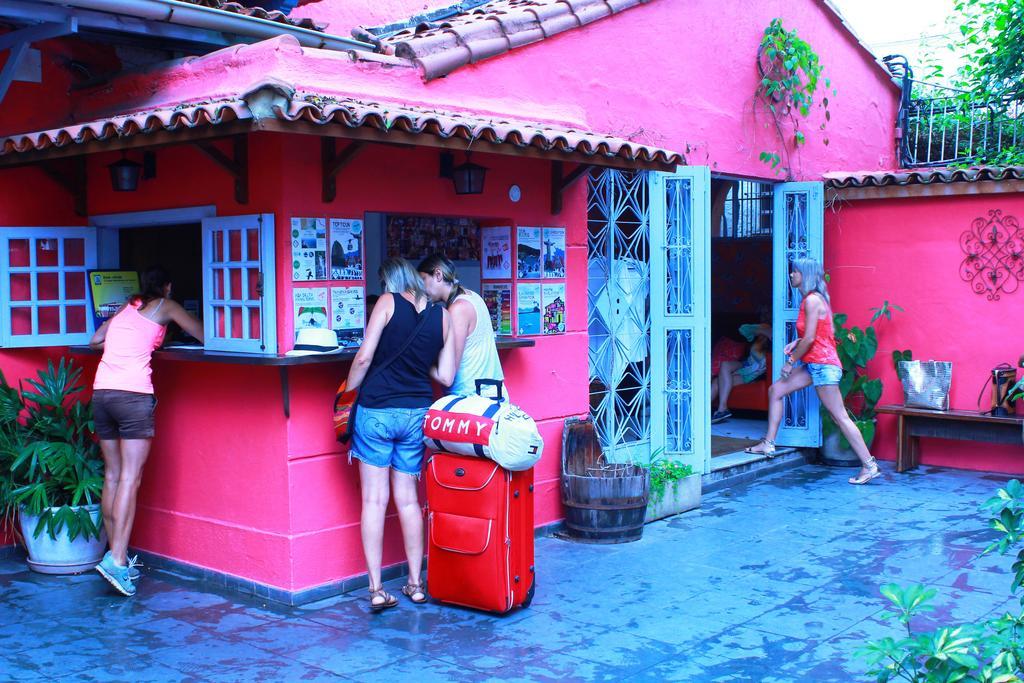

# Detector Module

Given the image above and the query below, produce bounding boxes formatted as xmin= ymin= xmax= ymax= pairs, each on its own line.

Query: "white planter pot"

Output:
xmin=645 ymin=475 xmax=701 ymax=523
xmin=19 ymin=504 xmax=107 ymax=575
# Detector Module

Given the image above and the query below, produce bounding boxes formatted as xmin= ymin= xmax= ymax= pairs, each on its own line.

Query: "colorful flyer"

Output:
xmin=516 ymin=283 xmax=541 ymax=335
xmin=329 ymin=218 xmax=364 ymax=280
xmin=542 ymin=227 xmax=567 ymax=278
xmin=516 ymin=226 xmax=542 ymax=279
xmin=87 ymin=270 xmax=140 ymax=329
xmin=331 ymin=286 xmax=365 ymax=347
xmin=293 ymin=287 xmax=328 ymax=334
xmin=482 ymin=283 xmax=513 ymax=336
xmin=291 ymin=218 xmax=327 ymax=282
xmin=542 ymin=283 xmax=567 ymax=335
xmin=481 ymin=226 xmax=513 ymax=279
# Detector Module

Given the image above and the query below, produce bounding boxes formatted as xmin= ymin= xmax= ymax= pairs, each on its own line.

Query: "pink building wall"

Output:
xmin=0 ymin=130 xmax=586 ymax=590
xmin=826 ymin=191 xmax=1024 ymax=474
xmin=300 ymin=0 xmax=901 ymax=180
xmin=0 ymin=0 xmax=903 ymax=588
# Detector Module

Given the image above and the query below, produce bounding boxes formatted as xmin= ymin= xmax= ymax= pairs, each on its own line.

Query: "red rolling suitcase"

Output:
xmin=425 ymin=452 xmax=535 ymax=613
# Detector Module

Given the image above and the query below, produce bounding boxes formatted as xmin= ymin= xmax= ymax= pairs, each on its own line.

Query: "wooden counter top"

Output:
xmin=70 ymin=336 xmax=535 ymax=367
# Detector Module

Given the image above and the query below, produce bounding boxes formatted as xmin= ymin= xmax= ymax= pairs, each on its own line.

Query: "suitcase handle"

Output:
xmin=475 ymin=379 xmax=505 ymax=401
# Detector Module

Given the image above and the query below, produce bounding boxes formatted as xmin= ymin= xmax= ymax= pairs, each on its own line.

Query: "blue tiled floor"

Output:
xmin=1 ymin=464 xmax=1018 ymax=682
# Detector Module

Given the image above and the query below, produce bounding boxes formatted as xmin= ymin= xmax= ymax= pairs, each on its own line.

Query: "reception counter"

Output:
xmin=68 ymin=338 xmax=538 ymax=603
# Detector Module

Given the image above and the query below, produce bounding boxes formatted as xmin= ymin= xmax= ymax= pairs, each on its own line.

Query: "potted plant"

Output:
xmin=820 ymin=301 xmax=902 ymax=467
xmin=643 ymin=454 xmax=699 ymax=523
xmin=0 ymin=359 xmax=106 ymax=574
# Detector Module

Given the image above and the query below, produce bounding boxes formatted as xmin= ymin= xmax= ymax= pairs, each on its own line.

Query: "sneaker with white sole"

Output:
xmin=96 ymin=551 xmax=136 ymax=597
xmin=711 ymin=410 xmax=732 ymax=424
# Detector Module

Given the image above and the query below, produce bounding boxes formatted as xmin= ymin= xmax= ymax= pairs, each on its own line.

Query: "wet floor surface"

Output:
xmin=1 ymin=464 xmax=1018 ymax=682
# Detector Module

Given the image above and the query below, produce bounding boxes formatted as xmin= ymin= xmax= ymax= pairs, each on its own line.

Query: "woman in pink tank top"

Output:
xmin=89 ymin=267 xmax=204 ymax=596
xmin=745 ymin=259 xmax=881 ymax=486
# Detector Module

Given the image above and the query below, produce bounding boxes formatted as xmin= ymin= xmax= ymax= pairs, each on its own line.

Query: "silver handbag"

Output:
xmin=898 ymin=360 xmax=953 ymax=411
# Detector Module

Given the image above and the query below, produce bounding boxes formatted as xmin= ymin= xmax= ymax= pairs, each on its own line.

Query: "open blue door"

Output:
xmin=772 ymin=182 xmax=824 ymax=448
xmin=651 ymin=167 xmax=710 ymax=472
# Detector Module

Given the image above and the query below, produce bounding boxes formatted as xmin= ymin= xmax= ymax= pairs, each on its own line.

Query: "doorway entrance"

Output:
xmin=708 ymin=179 xmax=774 ymax=458
xmin=586 ymin=169 xmax=824 ymax=476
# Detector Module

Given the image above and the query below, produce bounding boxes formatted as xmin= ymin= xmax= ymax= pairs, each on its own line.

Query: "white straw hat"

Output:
xmin=286 ymin=328 xmax=342 ymax=356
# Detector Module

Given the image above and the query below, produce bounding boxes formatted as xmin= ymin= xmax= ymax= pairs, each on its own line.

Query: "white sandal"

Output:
xmin=744 ymin=438 xmax=776 ymax=458
xmin=849 ymin=457 xmax=882 ymax=485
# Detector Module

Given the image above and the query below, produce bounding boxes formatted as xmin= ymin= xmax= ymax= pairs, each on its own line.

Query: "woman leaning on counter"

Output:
xmin=89 ymin=266 xmax=204 ymax=597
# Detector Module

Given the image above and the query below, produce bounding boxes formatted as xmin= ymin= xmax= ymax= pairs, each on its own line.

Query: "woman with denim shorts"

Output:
xmin=90 ymin=266 xmax=204 ymax=596
xmin=745 ymin=258 xmax=881 ymax=485
xmin=345 ymin=258 xmax=456 ymax=611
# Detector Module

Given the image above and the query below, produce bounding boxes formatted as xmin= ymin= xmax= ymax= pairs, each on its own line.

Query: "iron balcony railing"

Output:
xmin=886 ymin=55 xmax=1024 ymax=168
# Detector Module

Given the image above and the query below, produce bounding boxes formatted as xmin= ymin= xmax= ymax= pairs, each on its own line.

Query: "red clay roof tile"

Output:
xmin=0 ymin=81 xmax=683 ymax=167
xmin=376 ymin=0 xmax=651 ymax=80
xmin=178 ymin=0 xmax=325 ymax=31
xmin=824 ymin=167 xmax=1024 ymax=188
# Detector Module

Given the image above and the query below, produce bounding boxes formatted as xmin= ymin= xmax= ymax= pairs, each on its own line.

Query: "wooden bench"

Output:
xmin=876 ymin=404 xmax=1024 ymax=472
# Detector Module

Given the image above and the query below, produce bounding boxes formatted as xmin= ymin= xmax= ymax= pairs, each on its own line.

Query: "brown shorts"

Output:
xmin=92 ymin=390 xmax=157 ymax=440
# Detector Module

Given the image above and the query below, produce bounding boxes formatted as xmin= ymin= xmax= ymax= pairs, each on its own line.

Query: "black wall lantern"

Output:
xmin=440 ymin=151 xmax=487 ymax=195
xmin=108 ymin=155 xmax=142 ymax=192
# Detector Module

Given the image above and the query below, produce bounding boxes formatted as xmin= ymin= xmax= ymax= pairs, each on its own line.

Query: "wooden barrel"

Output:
xmin=560 ymin=417 xmax=650 ymax=544
xmin=561 ymin=470 xmax=649 ymax=544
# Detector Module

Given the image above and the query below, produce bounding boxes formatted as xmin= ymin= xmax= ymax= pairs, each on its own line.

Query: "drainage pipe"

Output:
xmin=40 ymin=0 xmax=376 ymax=52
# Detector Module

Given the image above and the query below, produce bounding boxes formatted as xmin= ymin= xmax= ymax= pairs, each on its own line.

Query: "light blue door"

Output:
xmin=650 ymin=167 xmax=711 ymax=472
xmin=772 ymin=182 xmax=824 ymax=448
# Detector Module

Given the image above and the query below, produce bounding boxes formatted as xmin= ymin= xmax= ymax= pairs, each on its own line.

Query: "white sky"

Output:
xmin=830 ymin=0 xmax=961 ymax=80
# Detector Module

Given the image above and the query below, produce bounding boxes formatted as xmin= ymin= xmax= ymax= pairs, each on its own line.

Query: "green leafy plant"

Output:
xmin=892 ymin=349 xmax=914 ymax=373
xmin=914 ymin=0 xmax=1024 ymax=167
xmin=0 ymin=359 xmax=104 ymax=542
xmin=857 ymin=480 xmax=1024 ymax=681
xmin=755 ymin=18 xmax=835 ymax=178
xmin=645 ymin=457 xmax=695 ymax=505
xmin=823 ymin=301 xmax=902 ymax=450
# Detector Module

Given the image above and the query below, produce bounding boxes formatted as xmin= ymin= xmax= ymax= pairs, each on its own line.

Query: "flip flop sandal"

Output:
xmin=369 ymin=586 xmax=398 ymax=612
xmin=401 ymin=583 xmax=428 ymax=605
xmin=744 ymin=439 xmax=776 ymax=458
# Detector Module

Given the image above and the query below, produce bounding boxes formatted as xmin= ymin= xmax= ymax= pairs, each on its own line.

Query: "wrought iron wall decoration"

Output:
xmin=959 ymin=210 xmax=1024 ymax=301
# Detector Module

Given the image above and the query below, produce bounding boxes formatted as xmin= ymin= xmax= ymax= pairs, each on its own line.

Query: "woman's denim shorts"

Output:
xmin=350 ymin=406 xmax=428 ymax=476
xmin=797 ymin=361 xmax=843 ymax=387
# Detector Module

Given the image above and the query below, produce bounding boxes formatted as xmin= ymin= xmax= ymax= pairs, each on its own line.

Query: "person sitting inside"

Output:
xmin=711 ymin=323 xmax=770 ymax=424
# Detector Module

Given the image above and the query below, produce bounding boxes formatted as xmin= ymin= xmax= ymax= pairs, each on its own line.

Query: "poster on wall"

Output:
xmin=480 ymin=226 xmax=513 ymax=279
xmin=386 ymin=215 xmax=480 ymax=261
xmin=291 ymin=218 xmax=327 ymax=282
xmin=87 ymin=270 xmax=140 ymax=330
xmin=482 ymin=283 xmax=513 ymax=336
xmin=542 ymin=282 xmax=567 ymax=335
xmin=516 ymin=227 xmax=542 ymax=279
xmin=293 ymin=287 xmax=328 ymax=335
xmin=331 ymin=286 xmax=365 ymax=347
xmin=516 ymin=283 xmax=541 ymax=335
xmin=542 ymin=227 xmax=566 ymax=278
xmin=329 ymin=219 xmax=364 ymax=280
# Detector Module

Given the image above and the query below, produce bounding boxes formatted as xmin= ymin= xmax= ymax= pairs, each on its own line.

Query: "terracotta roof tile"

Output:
xmin=0 ymin=81 xmax=683 ymax=167
xmin=824 ymin=167 xmax=1024 ymax=188
xmin=177 ymin=0 xmax=326 ymax=31
xmin=373 ymin=0 xmax=652 ymax=80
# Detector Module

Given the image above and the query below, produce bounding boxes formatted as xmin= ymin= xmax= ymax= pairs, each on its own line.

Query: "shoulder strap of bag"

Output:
xmin=338 ymin=298 xmax=436 ymax=397
xmin=369 ymin=299 xmax=436 ymax=381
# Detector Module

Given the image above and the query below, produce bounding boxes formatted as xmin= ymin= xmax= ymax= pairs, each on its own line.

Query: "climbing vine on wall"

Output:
xmin=755 ymin=18 xmax=835 ymax=178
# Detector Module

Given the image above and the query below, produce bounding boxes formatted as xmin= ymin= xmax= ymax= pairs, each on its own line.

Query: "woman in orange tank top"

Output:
xmin=745 ymin=258 xmax=880 ymax=485
xmin=89 ymin=267 xmax=204 ymax=596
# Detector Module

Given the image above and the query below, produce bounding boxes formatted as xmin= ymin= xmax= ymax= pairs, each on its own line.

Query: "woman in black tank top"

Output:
xmin=343 ymin=259 xmax=455 ymax=610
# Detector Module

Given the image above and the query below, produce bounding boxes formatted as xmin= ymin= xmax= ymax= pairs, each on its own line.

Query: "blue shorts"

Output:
xmin=798 ymin=361 xmax=843 ymax=386
xmin=350 ymin=406 xmax=428 ymax=477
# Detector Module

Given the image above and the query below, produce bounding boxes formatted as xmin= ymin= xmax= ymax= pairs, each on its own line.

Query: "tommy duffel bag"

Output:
xmin=422 ymin=394 xmax=544 ymax=471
